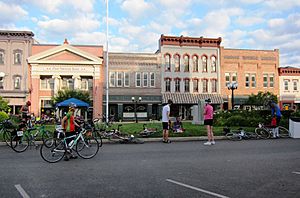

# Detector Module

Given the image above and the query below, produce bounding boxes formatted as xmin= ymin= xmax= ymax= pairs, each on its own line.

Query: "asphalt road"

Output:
xmin=0 ymin=139 xmax=299 ymax=198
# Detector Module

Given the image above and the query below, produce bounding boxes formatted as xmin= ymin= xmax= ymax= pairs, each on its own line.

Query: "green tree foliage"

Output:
xmin=0 ymin=111 xmax=9 ymax=122
xmin=52 ymin=89 xmax=91 ymax=105
xmin=246 ymin=91 xmax=278 ymax=107
xmin=0 ymin=96 xmax=10 ymax=112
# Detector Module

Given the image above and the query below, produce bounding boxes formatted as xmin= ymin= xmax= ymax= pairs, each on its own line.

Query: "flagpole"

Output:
xmin=105 ymin=0 xmax=109 ymax=124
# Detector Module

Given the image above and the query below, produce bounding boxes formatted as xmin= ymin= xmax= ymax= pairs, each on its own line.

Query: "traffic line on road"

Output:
xmin=166 ymin=179 xmax=230 ymax=198
xmin=15 ymin=184 xmax=30 ymax=198
xmin=292 ymin=171 xmax=300 ymax=175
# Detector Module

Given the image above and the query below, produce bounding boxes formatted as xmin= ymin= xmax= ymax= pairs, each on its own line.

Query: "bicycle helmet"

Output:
xmin=69 ymin=102 xmax=76 ymax=111
xmin=26 ymin=101 xmax=31 ymax=106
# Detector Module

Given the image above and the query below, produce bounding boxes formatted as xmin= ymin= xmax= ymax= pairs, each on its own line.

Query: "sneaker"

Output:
xmin=166 ymin=139 xmax=171 ymax=143
xmin=211 ymin=141 xmax=215 ymax=145
xmin=204 ymin=141 xmax=212 ymax=146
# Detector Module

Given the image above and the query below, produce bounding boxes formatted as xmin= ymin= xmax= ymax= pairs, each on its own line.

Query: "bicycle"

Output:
xmin=139 ymin=123 xmax=158 ymax=137
xmin=255 ymin=123 xmax=290 ymax=139
xmin=0 ymin=119 xmax=15 ymax=146
xmin=40 ymin=128 xmax=99 ymax=163
xmin=223 ymin=127 xmax=258 ymax=141
xmin=10 ymin=122 xmax=51 ymax=153
xmin=98 ymin=124 xmax=144 ymax=144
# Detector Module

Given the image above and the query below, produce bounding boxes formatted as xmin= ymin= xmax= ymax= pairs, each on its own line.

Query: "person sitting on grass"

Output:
xmin=173 ymin=116 xmax=184 ymax=133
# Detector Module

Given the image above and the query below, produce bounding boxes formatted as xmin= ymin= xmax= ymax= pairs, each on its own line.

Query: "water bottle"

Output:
xmin=68 ymin=140 xmax=74 ymax=147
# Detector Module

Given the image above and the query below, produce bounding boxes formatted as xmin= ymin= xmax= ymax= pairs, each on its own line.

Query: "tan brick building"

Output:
xmin=0 ymin=30 xmax=34 ymax=113
xmin=27 ymin=39 xmax=104 ymax=118
xmin=220 ymin=47 xmax=279 ymax=109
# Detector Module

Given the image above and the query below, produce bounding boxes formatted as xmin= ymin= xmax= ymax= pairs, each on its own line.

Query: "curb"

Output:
xmin=0 ymin=136 xmax=228 ymax=146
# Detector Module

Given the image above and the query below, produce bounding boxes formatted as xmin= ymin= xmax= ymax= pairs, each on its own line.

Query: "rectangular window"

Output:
xmin=165 ymin=79 xmax=171 ymax=92
xmin=211 ymin=79 xmax=217 ymax=93
xmin=109 ymin=72 xmax=115 ymax=87
xmin=184 ymin=79 xmax=190 ymax=92
xmin=245 ymin=74 xmax=250 ymax=88
xmin=40 ymin=76 xmax=54 ymax=90
xmin=225 ymin=73 xmax=230 ymax=87
xmin=88 ymin=79 xmax=93 ymax=91
xmin=14 ymin=51 xmax=22 ymax=65
xmin=143 ymin=72 xmax=148 ymax=87
xmin=202 ymin=79 xmax=208 ymax=93
xmin=136 ymin=72 xmax=141 ymax=87
xmin=0 ymin=50 xmax=4 ymax=64
xmin=193 ymin=79 xmax=199 ymax=92
xmin=175 ymin=79 xmax=180 ymax=92
xmin=117 ymin=72 xmax=123 ymax=87
xmin=269 ymin=75 xmax=274 ymax=88
xmin=232 ymin=73 xmax=237 ymax=83
xmin=284 ymin=80 xmax=289 ymax=91
xmin=251 ymin=74 xmax=256 ymax=87
xmin=124 ymin=72 xmax=130 ymax=87
xmin=0 ymin=77 xmax=3 ymax=89
xmin=293 ymin=80 xmax=298 ymax=91
xmin=14 ymin=76 xmax=21 ymax=89
xmin=150 ymin=72 xmax=155 ymax=87
xmin=263 ymin=74 xmax=268 ymax=88
xmin=81 ymin=79 xmax=88 ymax=90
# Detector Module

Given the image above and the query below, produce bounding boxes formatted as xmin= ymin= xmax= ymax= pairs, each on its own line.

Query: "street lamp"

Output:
xmin=131 ymin=96 xmax=142 ymax=123
xmin=227 ymin=82 xmax=238 ymax=110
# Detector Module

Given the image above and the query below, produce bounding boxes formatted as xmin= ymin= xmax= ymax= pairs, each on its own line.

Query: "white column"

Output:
xmin=52 ymin=75 xmax=61 ymax=95
xmin=73 ymin=75 xmax=81 ymax=89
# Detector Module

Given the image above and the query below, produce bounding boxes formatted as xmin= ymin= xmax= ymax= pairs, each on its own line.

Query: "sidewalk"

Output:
xmin=0 ymin=136 xmax=227 ymax=146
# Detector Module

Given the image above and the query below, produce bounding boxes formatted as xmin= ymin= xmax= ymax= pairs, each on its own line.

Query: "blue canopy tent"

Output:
xmin=55 ymin=98 xmax=90 ymax=120
xmin=56 ymin=98 xmax=90 ymax=108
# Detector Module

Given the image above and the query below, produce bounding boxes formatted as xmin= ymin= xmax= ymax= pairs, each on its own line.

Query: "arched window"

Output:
xmin=13 ymin=49 xmax=22 ymax=65
xmin=174 ymin=54 xmax=180 ymax=72
xmin=211 ymin=56 xmax=217 ymax=72
xmin=165 ymin=78 xmax=171 ymax=92
xmin=184 ymin=79 xmax=190 ymax=92
xmin=211 ymin=79 xmax=217 ymax=92
xmin=13 ymin=75 xmax=21 ymax=89
xmin=192 ymin=55 xmax=198 ymax=72
xmin=165 ymin=54 xmax=171 ymax=71
xmin=184 ymin=55 xmax=189 ymax=72
xmin=193 ymin=79 xmax=199 ymax=92
xmin=175 ymin=78 xmax=181 ymax=92
xmin=202 ymin=56 xmax=207 ymax=72
xmin=202 ymin=79 xmax=208 ymax=93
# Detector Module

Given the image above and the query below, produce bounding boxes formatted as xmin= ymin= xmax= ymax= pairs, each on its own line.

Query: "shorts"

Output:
xmin=204 ymin=119 xmax=213 ymax=126
xmin=162 ymin=122 xmax=169 ymax=130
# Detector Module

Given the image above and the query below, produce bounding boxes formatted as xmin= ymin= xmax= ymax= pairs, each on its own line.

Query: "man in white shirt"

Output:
xmin=162 ymin=99 xmax=173 ymax=143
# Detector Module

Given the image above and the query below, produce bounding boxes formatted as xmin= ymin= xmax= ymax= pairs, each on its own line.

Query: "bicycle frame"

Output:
xmin=54 ymin=129 xmax=87 ymax=153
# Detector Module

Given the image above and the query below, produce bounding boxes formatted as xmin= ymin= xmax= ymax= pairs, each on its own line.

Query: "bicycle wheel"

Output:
xmin=245 ymin=132 xmax=258 ymax=139
xmin=255 ymin=128 xmax=270 ymax=139
xmin=40 ymin=138 xmax=65 ymax=163
xmin=92 ymin=130 xmax=103 ymax=147
xmin=278 ymin=126 xmax=290 ymax=138
xmin=226 ymin=132 xmax=242 ymax=141
xmin=10 ymin=132 xmax=29 ymax=153
xmin=3 ymin=130 xmax=12 ymax=146
xmin=76 ymin=135 xmax=99 ymax=159
xmin=130 ymin=137 xmax=145 ymax=144
xmin=41 ymin=130 xmax=52 ymax=144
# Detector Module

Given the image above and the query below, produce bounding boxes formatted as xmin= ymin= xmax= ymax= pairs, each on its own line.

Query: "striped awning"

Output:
xmin=162 ymin=93 xmax=223 ymax=104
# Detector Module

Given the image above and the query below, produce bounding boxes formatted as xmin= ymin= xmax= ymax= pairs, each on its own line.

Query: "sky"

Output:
xmin=0 ymin=0 xmax=300 ymax=67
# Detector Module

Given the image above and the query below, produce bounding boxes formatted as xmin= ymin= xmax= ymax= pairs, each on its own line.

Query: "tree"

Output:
xmin=52 ymin=89 xmax=91 ymax=106
xmin=246 ymin=91 xmax=278 ymax=108
xmin=0 ymin=96 xmax=10 ymax=112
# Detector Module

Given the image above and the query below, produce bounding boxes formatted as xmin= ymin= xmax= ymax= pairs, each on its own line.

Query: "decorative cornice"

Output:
xmin=160 ymin=35 xmax=222 ymax=48
xmin=0 ymin=30 xmax=34 ymax=37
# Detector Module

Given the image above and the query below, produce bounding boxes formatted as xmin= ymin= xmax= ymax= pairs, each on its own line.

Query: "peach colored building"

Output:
xmin=278 ymin=66 xmax=300 ymax=110
xmin=220 ymin=47 xmax=279 ymax=109
xmin=27 ymin=40 xmax=104 ymax=118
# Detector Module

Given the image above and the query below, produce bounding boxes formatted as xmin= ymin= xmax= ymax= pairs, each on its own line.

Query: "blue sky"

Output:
xmin=0 ymin=0 xmax=300 ymax=66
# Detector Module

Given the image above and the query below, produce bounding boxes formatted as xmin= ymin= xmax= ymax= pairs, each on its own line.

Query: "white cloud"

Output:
xmin=0 ymin=2 xmax=28 ymax=25
xmin=121 ymin=0 xmax=154 ymax=19
xmin=236 ymin=16 xmax=264 ymax=26
xmin=23 ymin=0 xmax=62 ymax=13
xmin=268 ymin=18 xmax=285 ymax=28
xmin=71 ymin=32 xmax=106 ymax=46
xmin=264 ymin=0 xmax=300 ymax=11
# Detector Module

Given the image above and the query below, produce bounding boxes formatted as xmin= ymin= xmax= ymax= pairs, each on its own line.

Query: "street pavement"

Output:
xmin=0 ymin=138 xmax=299 ymax=198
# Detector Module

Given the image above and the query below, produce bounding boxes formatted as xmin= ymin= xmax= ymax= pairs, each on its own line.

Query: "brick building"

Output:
xmin=0 ymin=30 xmax=34 ymax=114
xmin=278 ymin=66 xmax=300 ymax=110
xmin=220 ymin=47 xmax=279 ymax=109
xmin=27 ymin=39 xmax=104 ymax=118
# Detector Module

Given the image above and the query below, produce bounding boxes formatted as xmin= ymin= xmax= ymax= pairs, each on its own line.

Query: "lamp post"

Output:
xmin=227 ymin=82 xmax=238 ymax=110
xmin=131 ymin=96 xmax=142 ymax=123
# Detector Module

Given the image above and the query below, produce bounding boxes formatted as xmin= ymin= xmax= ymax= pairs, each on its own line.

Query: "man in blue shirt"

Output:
xmin=269 ymin=101 xmax=282 ymax=138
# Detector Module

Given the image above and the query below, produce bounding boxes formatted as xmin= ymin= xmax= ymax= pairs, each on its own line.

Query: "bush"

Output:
xmin=0 ymin=111 xmax=9 ymax=122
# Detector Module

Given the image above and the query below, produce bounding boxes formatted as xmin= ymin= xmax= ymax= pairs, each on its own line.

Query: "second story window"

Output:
xmin=150 ymin=72 xmax=155 ymax=87
xmin=124 ymin=72 xmax=130 ymax=87
xmin=184 ymin=79 xmax=190 ymax=92
xmin=13 ymin=49 xmax=22 ymax=65
xmin=293 ymin=80 xmax=298 ymax=91
xmin=174 ymin=54 xmax=180 ymax=72
xmin=109 ymin=72 xmax=116 ymax=87
xmin=192 ymin=55 xmax=198 ymax=72
xmin=117 ymin=72 xmax=123 ymax=87
xmin=61 ymin=77 xmax=74 ymax=89
xmin=225 ymin=73 xmax=230 ymax=87
xmin=232 ymin=73 xmax=237 ymax=83
xmin=202 ymin=79 xmax=208 ymax=93
xmin=211 ymin=79 xmax=217 ymax=93
xmin=251 ymin=74 xmax=256 ymax=88
xmin=245 ymin=74 xmax=250 ymax=88
xmin=263 ymin=74 xmax=268 ymax=88
xmin=184 ymin=55 xmax=189 ymax=72
xmin=165 ymin=54 xmax=171 ymax=71
xmin=269 ymin=75 xmax=274 ymax=88
xmin=0 ymin=49 xmax=4 ymax=64
xmin=175 ymin=78 xmax=180 ymax=92
xmin=193 ymin=79 xmax=199 ymax=93
xmin=202 ymin=56 xmax=207 ymax=72
xmin=143 ymin=72 xmax=148 ymax=87
xmin=211 ymin=56 xmax=217 ymax=72
xmin=284 ymin=80 xmax=289 ymax=91
xmin=165 ymin=78 xmax=171 ymax=92
xmin=0 ymin=76 xmax=4 ymax=89
xmin=40 ymin=76 xmax=54 ymax=90
xmin=136 ymin=72 xmax=141 ymax=87
xmin=14 ymin=76 xmax=21 ymax=90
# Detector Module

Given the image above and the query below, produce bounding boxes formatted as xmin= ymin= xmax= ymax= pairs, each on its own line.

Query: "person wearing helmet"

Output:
xmin=269 ymin=101 xmax=282 ymax=138
xmin=61 ymin=103 xmax=80 ymax=161
xmin=20 ymin=101 xmax=32 ymax=127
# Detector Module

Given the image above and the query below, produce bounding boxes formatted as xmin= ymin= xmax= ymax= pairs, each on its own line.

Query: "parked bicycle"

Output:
xmin=139 ymin=124 xmax=158 ymax=137
xmin=255 ymin=123 xmax=290 ymax=139
xmin=224 ymin=127 xmax=258 ymax=141
xmin=40 ymin=127 xmax=99 ymax=163
xmin=0 ymin=119 xmax=15 ymax=146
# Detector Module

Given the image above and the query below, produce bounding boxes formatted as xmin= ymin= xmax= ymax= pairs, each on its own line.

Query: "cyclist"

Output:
xmin=268 ymin=101 xmax=282 ymax=138
xmin=20 ymin=101 xmax=32 ymax=128
xmin=61 ymin=103 xmax=80 ymax=161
